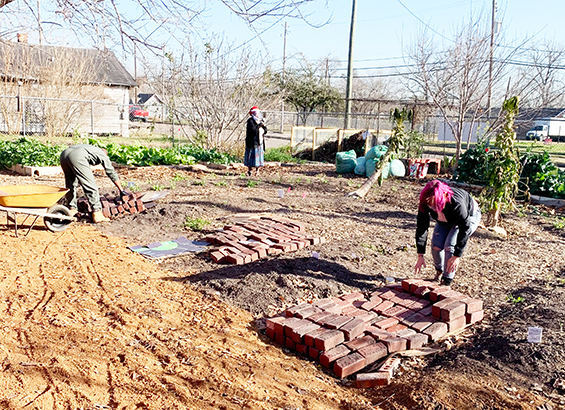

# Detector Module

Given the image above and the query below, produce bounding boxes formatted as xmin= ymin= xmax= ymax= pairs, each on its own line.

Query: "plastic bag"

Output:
xmin=354 ymin=156 xmax=366 ymax=175
xmin=365 ymin=145 xmax=388 ymax=161
xmin=389 ymin=159 xmax=406 ymax=177
xmin=336 ymin=150 xmax=357 ymax=174
xmin=366 ymin=159 xmax=391 ymax=179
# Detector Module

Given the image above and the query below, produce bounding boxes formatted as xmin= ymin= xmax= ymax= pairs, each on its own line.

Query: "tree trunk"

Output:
xmin=347 ymin=151 xmax=393 ymax=198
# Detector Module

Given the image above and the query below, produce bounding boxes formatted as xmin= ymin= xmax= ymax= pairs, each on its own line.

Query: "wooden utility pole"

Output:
xmin=280 ymin=22 xmax=287 ymax=133
xmin=487 ymin=0 xmax=496 ymax=118
xmin=344 ymin=0 xmax=357 ymax=131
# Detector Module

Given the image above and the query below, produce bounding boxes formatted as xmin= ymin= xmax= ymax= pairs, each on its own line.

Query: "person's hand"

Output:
xmin=446 ymin=256 xmax=461 ymax=274
xmin=415 ymin=254 xmax=426 ymax=275
xmin=120 ymin=190 xmax=129 ymax=198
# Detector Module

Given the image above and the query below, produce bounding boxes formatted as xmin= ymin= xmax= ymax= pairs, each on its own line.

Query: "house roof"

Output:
xmin=138 ymin=93 xmax=163 ymax=104
xmin=0 ymin=41 xmax=136 ymax=87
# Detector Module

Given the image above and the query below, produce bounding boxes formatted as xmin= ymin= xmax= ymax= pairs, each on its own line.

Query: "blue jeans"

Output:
xmin=431 ymin=205 xmax=481 ymax=280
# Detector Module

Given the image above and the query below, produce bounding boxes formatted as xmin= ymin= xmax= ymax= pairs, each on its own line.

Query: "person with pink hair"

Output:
xmin=244 ymin=106 xmax=267 ymax=176
xmin=414 ymin=180 xmax=481 ymax=286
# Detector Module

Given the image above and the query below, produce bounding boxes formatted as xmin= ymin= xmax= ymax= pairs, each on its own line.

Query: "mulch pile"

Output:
xmin=294 ymin=132 xmax=367 ymax=163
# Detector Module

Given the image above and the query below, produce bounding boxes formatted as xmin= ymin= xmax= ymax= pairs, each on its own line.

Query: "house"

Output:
xmin=0 ymin=39 xmax=137 ymax=136
xmin=137 ymin=93 xmax=169 ymax=121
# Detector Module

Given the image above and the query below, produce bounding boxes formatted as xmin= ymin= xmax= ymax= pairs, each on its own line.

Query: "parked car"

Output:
xmin=129 ymin=105 xmax=149 ymax=122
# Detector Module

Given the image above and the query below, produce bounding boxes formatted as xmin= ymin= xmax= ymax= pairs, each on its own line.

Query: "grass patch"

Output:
xmin=183 ymin=217 xmax=210 ymax=231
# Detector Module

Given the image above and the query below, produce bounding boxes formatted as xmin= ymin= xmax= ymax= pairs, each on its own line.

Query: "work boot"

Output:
xmin=440 ymin=276 xmax=453 ymax=287
xmin=92 ymin=210 xmax=110 ymax=223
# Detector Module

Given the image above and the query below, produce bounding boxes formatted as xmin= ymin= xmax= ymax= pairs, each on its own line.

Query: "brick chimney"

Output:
xmin=17 ymin=33 xmax=28 ymax=43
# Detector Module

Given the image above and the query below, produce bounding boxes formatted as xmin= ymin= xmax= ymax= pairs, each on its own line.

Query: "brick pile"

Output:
xmin=265 ymin=278 xmax=484 ymax=387
xmin=77 ymin=192 xmax=146 ymax=219
xmin=205 ymin=215 xmax=326 ymax=265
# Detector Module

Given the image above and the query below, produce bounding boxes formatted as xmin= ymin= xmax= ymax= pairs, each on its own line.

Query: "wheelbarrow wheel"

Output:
xmin=45 ymin=204 xmax=72 ymax=232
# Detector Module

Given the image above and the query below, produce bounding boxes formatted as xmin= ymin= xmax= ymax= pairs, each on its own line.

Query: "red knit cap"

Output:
xmin=249 ymin=106 xmax=259 ymax=115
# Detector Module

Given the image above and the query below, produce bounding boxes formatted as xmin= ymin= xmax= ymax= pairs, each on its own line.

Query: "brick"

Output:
xmin=314 ymin=329 xmax=345 ymax=351
xmin=379 ymin=357 xmax=402 ymax=377
xmin=225 ymin=254 xmax=244 ymax=265
xmin=410 ymin=315 xmax=436 ymax=332
xmin=102 ymin=208 xmax=111 ymax=218
xmin=401 ymin=278 xmax=423 ymax=292
xmin=365 ymin=326 xmax=395 ymax=341
xmin=360 ymin=299 xmax=381 ymax=311
xmin=404 ymin=333 xmax=428 ymax=350
xmin=382 ymin=337 xmax=407 ymax=353
xmin=410 ymin=299 xmax=432 ymax=310
xmin=401 ymin=311 xmax=427 ymax=327
xmin=440 ymin=301 xmax=467 ymax=321
xmin=283 ymin=318 xmax=312 ymax=337
xmin=340 ymin=291 xmax=365 ymax=303
xmin=386 ymin=323 xmax=408 ymax=334
xmin=265 ymin=316 xmax=286 ymax=332
xmin=395 ymin=309 xmax=416 ymax=320
xmin=210 ymin=251 xmax=225 ymax=262
xmin=274 ymin=332 xmax=285 ymax=345
xmin=321 ymin=315 xmax=353 ymax=330
xmin=356 ymin=311 xmax=378 ymax=323
xmin=356 ymin=372 xmax=391 ymax=388
xmin=265 ymin=327 xmax=275 ymax=340
xmin=319 ymin=345 xmax=351 ymax=368
xmin=358 ymin=342 xmax=387 ymax=366
xmin=394 ymin=294 xmax=420 ymax=308
xmin=438 ymin=290 xmax=465 ymax=301
xmin=289 ymin=323 xmax=321 ymax=344
xmin=466 ymin=310 xmax=484 ymax=324
xmin=396 ymin=328 xmax=417 ymax=338
xmin=373 ymin=300 xmax=395 ymax=314
xmin=308 ymin=311 xmax=333 ymax=324
xmin=345 ymin=335 xmax=376 ymax=351
xmin=429 ymin=286 xmax=452 ymax=302
xmin=285 ymin=303 xmax=311 ymax=317
xmin=431 ymin=297 xmax=460 ymax=318
xmin=334 ymin=352 xmax=366 ymax=378
xmin=381 ymin=305 xmax=408 ymax=318
xmin=419 ymin=306 xmax=434 ymax=317
xmin=340 ymin=318 xmax=367 ymax=341
xmin=308 ymin=347 xmax=321 ymax=360
xmin=304 ymin=328 xmax=330 ymax=347
xmin=295 ymin=343 xmax=309 ymax=355
xmin=446 ymin=314 xmax=467 ymax=332
xmin=423 ymin=321 xmax=448 ymax=341
xmin=380 ymin=289 xmax=400 ymax=300
xmin=285 ymin=337 xmax=296 ymax=350
xmin=461 ymin=297 xmax=484 ymax=314
xmin=341 ymin=306 xmax=364 ymax=317
xmin=273 ymin=243 xmax=292 ymax=252
xmin=316 ymin=302 xmax=342 ymax=314
xmin=414 ymin=285 xmax=432 ymax=299
xmin=373 ymin=316 xmax=399 ymax=330
xmin=295 ymin=307 xmax=323 ymax=320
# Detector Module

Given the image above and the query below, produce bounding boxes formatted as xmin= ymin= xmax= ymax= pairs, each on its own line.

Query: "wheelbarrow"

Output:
xmin=0 ymin=185 xmax=74 ymax=237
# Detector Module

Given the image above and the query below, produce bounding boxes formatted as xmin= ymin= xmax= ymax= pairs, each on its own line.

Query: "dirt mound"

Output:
xmin=294 ymin=131 xmax=367 ymax=162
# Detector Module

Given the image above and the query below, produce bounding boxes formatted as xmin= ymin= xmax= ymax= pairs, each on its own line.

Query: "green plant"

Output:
xmin=0 ymin=137 xmax=66 ymax=168
xmin=264 ymin=145 xmax=303 ymax=163
xmin=150 ymin=183 xmax=166 ymax=191
xmin=193 ymin=179 xmax=206 ymax=186
xmin=183 ymin=217 xmax=210 ymax=231
xmin=403 ymin=130 xmax=425 ymax=158
xmin=213 ymin=179 xmax=228 ymax=187
xmin=553 ymin=217 xmax=565 ymax=229
xmin=506 ymin=294 xmax=524 ymax=304
xmin=126 ymin=182 xmax=141 ymax=192
xmin=246 ymin=179 xmax=259 ymax=188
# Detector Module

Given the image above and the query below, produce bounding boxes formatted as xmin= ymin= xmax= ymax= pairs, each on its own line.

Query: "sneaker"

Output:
xmin=92 ymin=210 xmax=110 ymax=223
xmin=440 ymin=277 xmax=453 ymax=286
xmin=433 ymin=270 xmax=443 ymax=282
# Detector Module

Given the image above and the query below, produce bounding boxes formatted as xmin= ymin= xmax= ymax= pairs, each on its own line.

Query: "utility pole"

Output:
xmin=344 ymin=0 xmax=357 ymax=131
xmin=487 ymin=0 xmax=496 ymax=119
xmin=280 ymin=22 xmax=287 ymax=133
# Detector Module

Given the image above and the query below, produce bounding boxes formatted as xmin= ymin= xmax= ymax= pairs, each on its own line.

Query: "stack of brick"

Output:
xmin=77 ymin=192 xmax=146 ymax=219
xmin=264 ymin=278 xmax=484 ymax=387
xmin=205 ymin=215 xmax=325 ymax=265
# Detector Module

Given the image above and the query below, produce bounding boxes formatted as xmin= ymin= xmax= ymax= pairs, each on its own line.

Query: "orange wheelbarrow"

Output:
xmin=0 ymin=185 xmax=74 ymax=237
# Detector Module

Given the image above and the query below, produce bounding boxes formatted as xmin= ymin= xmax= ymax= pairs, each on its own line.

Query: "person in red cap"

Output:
xmin=245 ymin=106 xmax=267 ymax=176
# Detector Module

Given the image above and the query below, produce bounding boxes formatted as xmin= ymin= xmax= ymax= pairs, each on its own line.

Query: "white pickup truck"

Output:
xmin=525 ymin=118 xmax=565 ymax=142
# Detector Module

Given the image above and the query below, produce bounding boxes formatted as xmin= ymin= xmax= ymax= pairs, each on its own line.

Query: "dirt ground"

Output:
xmin=0 ymin=162 xmax=564 ymax=410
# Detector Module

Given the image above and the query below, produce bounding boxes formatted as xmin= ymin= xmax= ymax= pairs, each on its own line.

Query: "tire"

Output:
xmin=44 ymin=204 xmax=72 ymax=232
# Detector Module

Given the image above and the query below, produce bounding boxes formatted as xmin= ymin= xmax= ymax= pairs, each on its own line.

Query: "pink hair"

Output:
xmin=419 ymin=180 xmax=453 ymax=212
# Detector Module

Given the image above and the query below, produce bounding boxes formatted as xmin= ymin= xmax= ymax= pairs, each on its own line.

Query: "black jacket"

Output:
xmin=415 ymin=187 xmax=476 ymax=257
xmin=246 ymin=117 xmax=267 ymax=149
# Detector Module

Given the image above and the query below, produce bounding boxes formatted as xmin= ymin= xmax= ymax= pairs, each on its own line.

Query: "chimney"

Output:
xmin=17 ymin=33 xmax=28 ymax=43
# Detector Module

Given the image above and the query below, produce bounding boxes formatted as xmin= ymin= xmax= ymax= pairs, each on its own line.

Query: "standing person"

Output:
xmin=414 ymin=180 xmax=481 ymax=286
xmin=244 ymin=106 xmax=267 ymax=176
xmin=60 ymin=144 xmax=126 ymax=223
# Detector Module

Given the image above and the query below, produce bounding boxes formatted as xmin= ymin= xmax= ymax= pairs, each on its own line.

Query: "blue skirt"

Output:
xmin=244 ymin=145 xmax=264 ymax=167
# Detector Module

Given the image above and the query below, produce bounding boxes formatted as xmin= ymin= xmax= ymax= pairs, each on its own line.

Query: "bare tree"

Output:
xmin=407 ymin=12 xmax=519 ymax=167
xmin=152 ymin=37 xmax=277 ymax=149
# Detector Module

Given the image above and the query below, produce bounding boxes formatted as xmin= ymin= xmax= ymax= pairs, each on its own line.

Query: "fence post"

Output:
xmin=22 ymin=97 xmax=25 ymax=138
xmin=91 ymin=101 xmax=94 ymax=136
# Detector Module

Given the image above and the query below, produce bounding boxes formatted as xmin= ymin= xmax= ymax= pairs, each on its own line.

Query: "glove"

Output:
xmin=120 ymin=190 xmax=129 ymax=199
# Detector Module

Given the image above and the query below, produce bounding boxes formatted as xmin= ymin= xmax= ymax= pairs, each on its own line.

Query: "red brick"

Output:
xmin=438 ymin=290 xmax=465 ymax=301
xmin=461 ymin=297 xmax=484 ymax=314
xmin=304 ymin=328 xmax=330 ymax=347
xmin=410 ymin=315 xmax=436 ymax=332
xmin=316 ymin=302 xmax=342 ymax=314
xmin=410 ymin=299 xmax=432 ymax=310
xmin=295 ymin=343 xmax=308 ymax=355
xmin=340 ymin=318 xmax=367 ymax=341
xmin=283 ymin=318 xmax=312 ymax=337
xmin=102 ymin=208 xmax=111 ymax=218
xmin=379 ymin=289 xmax=400 ymax=300
xmin=404 ymin=333 xmax=428 ymax=350
xmin=429 ymin=286 xmax=452 ymax=302
xmin=386 ymin=323 xmax=408 ymax=334
xmin=321 ymin=314 xmax=353 ymax=330
xmin=210 ymin=251 xmax=225 ymax=262
xmin=265 ymin=327 xmax=275 ymax=340
xmin=396 ymin=328 xmax=417 ymax=338
xmin=334 ymin=352 xmax=366 ymax=378
xmin=289 ymin=323 xmax=321 ymax=343
xmin=340 ymin=291 xmax=365 ymax=303
xmin=225 ymin=254 xmax=244 ymax=265
xmin=341 ymin=306 xmax=364 ymax=317
xmin=266 ymin=316 xmax=286 ymax=332
xmin=273 ymin=243 xmax=292 ymax=252
xmin=431 ymin=297 xmax=460 ymax=318
xmin=440 ymin=301 xmax=467 ymax=321
xmin=285 ymin=303 xmax=311 ymax=317
xmin=308 ymin=347 xmax=321 ymax=360
xmin=373 ymin=300 xmax=395 ymax=314
xmin=394 ymin=294 xmax=420 ymax=308
xmin=423 ymin=321 xmax=448 ymax=341
xmin=401 ymin=278 xmax=423 ymax=292
xmin=345 ymin=335 xmax=376 ymax=351
xmin=446 ymin=314 xmax=467 ymax=332
xmin=365 ymin=326 xmax=395 ymax=341
xmin=379 ymin=357 xmax=402 ymax=377
xmin=274 ymin=332 xmax=285 ymax=345
xmin=356 ymin=372 xmax=390 ymax=388
xmin=295 ymin=307 xmax=323 ymax=320
xmin=360 ymin=298 xmax=381 ymax=311
xmin=419 ymin=306 xmax=434 ymax=317
xmin=358 ymin=342 xmax=387 ymax=365
xmin=382 ymin=337 xmax=407 ymax=353
xmin=319 ymin=345 xmax=351 ymax=368
xmin=381 ymin=305 xmax=408 ymax=318
xmin=356 ymin=311 xmax=378 ymax=323
xmin=373 ymin=316 xmax=399 ymax=330
xmin=285 ymin=337 xmax=296 ymax=350
xmin=466 ymin=310 xmax=484 ymax=324
xmin=308 ymin=311 xmax=333 ymax=324
xmin=314 ymin=329 xmax=345 ymax=351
